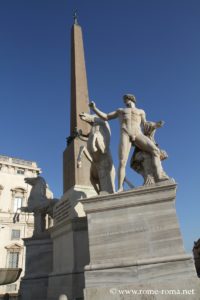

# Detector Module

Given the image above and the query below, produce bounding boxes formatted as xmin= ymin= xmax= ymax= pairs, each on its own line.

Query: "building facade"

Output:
xmin=0 ymin=155 xmax=41 ymax=297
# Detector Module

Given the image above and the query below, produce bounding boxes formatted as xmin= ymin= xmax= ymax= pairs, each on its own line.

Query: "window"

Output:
xmin=11 ymin=187 xmax=26 ymax=213
xmin=17 ymin=168 xmax=25 ymax=175
xmin=11 ymin=229 xmax=20 ymax=240
xmin=5 ymin=243 xmax=22 ymax=269
xmin=13 ymin=197 xmax=22 ymax=213
xmin=8 ymin=251 xmax=19 ymax=268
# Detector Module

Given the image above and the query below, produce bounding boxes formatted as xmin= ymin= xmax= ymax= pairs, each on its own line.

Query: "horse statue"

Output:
xmin=21 ymin=176 xmax=58 ymax=236
xmin=77 ymin=112 xmax=115 ymax=194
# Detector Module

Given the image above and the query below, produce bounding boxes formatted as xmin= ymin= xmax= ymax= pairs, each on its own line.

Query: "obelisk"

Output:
xmin=62 ymin=14 xmax=96 ymax=212
xmin=69 ymin=14 xmax=90 ymax=141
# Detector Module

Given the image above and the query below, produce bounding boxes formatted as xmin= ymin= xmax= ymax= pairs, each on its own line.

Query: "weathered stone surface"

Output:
xmin=20 ymin=235 xmax=53 ymax=300
xmin=63 ymin=23 xmax=92 ymax=193
xmin=70 ymin=24 xmax=90 ymax=137
xmin=63 ymin=139 xmax=94 ymax=194
xmin=81 ymin=180 xmax=200 ymax=300
xmin=47 ymin=217 xmax=89 ymax=300
xmin=54 ymin=185 xmax=97 ymax=221
xmin=84 ymin=278 xmax=200 ymax=300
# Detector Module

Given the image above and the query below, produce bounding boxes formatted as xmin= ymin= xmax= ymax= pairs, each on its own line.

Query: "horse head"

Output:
xmin=25 ymin=177 xmax=38 ymax=186
xmin=24 ymin=176 xmax=47 ymax=212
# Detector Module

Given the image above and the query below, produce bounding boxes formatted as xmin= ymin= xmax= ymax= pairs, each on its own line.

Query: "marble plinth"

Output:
xmin=81 ymin=180 xmax=200 ymax=300
xmin=54 ymin=185 xmax=97 ymax=220
xmin=47 ymin=217 xmax=89 ymax=300
xmin=19 ymin=233 xmax=53 ymax=300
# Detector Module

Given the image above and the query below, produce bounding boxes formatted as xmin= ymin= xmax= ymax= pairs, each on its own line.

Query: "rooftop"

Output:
xmin=0 ymin=155 xmax=40 ymax=171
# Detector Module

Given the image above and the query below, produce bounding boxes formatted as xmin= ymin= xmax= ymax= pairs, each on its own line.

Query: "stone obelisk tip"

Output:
xmin=73 ymin=10 xmax=78 ymax=25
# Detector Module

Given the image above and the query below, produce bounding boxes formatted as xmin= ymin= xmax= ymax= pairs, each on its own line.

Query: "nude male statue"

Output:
xmin=89 ymin=94 xmax=168 ymax=192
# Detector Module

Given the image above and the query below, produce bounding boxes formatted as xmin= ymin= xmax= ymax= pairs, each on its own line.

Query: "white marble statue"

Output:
xmin=130 ymin=120 xmax=168 ymax=185
xmin=89 ymin=94 xmax=169 ymax=191
xmin=21 ymin=176 xmax=58 ymax=236
xmin=77 ymin=112 xmax=115 ymax=194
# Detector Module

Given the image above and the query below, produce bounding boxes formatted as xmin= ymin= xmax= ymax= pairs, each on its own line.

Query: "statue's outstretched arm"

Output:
xmin=89 ymin=101 xmax=118 ymax=121
xmin=141 ymin=110 xmax=164 ymax=130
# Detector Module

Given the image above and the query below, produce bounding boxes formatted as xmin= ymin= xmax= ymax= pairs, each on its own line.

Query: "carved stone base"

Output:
xmin=46 ymin=217 xmax=89 ymax=300
xmin=81 ymin=180 xmax=200 ymax=299
xmin=54 ymin=185 xmax=97 ymax=221
xmin=84 ymin=278 xmax=200 ymax=300
xmin=19 ymin=233 xmax=53 ymax=300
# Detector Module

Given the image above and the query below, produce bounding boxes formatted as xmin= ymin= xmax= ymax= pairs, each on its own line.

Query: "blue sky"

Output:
xmin=0 ymin=0 xmax=199 ymax=252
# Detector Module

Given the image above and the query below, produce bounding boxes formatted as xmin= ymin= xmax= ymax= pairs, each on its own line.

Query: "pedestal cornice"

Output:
xmin=81 ymin=179 xmax=177 ymax=213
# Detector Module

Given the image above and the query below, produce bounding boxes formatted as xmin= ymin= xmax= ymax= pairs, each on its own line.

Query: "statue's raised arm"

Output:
xmin=89 ymin=101 xmax=118 ymax=121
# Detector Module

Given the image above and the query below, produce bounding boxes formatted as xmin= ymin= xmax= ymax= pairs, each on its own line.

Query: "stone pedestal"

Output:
xmin=59 ymin=185 xmax=97 ymax=218
xmin=81 ymin=180 xmax=200 ymax=300
xmin=47 ymin=216 xmax=89 ymax=300
xmin=19 ymin=233 xmax=53 ymax=300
